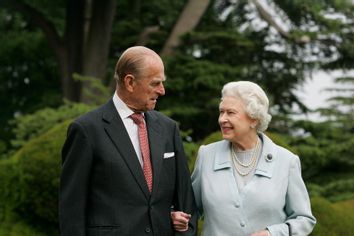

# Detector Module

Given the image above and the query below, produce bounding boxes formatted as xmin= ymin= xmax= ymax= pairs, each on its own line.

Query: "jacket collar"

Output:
xmin=213 ymin=133 xmax=277 ymax=179
xmin=255 ymin=133 xmax=277 ymax=178
xmin=214 ymin=140 xmax=232 ymax=171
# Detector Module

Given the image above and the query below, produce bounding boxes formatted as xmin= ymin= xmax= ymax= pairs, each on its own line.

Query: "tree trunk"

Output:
xmin=80 ymin=0 xmax=117 ymax=103
xmin=3 ymin=0 xmax=116 ymax=103
xmin=160 ymin=0 xmax=211 ymax=57
xmin=63 ymin=0 xmax=86 ymax=102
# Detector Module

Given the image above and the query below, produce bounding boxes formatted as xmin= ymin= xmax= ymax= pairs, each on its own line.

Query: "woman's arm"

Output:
xmin=267 ymin=155 xmax=316 ymax=236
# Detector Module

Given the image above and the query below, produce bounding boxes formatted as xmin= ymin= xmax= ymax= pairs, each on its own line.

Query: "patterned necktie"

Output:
xmin=130 ymin=113 xmax=153 ymax=192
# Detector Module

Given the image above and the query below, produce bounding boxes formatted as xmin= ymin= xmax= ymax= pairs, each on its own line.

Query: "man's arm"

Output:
xmin=173 ymin=123 xmax=198 ymax=236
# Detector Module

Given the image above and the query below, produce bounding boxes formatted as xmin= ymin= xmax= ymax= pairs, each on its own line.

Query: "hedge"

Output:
xmin=0 ymin=120 xmax=71 ymax=235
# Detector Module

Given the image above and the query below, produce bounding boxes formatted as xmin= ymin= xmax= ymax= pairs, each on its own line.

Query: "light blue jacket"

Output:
xmin=192 ymin=133 xmax=316 ymax=236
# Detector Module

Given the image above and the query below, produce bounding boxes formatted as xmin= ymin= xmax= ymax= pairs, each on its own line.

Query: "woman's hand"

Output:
xmin=250 ymin=229 xmax=271 ymax=236
xmin=171 ymin=211 xmax=191 ymax=232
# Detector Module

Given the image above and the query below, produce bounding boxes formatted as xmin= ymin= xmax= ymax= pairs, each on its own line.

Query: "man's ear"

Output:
xmin=123 ymin=74 xmax=135 ymax=92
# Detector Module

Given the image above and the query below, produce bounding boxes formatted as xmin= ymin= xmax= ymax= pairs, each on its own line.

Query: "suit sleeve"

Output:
xmin=173 ymin=123 xmax=198 ymax=236
xmin=59 ymin=121 xmax=93 ymax=236
xmin=267 ymin=155 xmax=316 ymax=236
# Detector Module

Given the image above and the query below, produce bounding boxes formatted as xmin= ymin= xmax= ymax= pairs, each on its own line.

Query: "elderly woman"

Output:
xmin=172 ymin=81 xmax=316 ymax=236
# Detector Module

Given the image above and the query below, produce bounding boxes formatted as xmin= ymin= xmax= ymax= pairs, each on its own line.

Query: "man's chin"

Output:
xmin=146 ymin=105 xmax=156 ymax=111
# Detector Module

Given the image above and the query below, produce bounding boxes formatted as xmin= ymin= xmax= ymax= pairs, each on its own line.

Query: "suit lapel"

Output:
xmin=145 ymin=111 xmax=164 ymax=195
xmin=102 ymin=100 xmax=150 ymax=199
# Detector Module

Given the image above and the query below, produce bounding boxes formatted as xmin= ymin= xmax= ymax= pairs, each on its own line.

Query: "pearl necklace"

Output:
xmin=230 ymin=138 xmax=260 ymax=176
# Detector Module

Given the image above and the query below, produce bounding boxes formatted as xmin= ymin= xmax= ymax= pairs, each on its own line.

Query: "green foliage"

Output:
xmin=0 ymin=120 xmax=70 ymax=235
xmin=73 ymin=73 xmax=112 ymax=106
xmin=275 ymin=118 xmax=354 ymax=200
xmin=287 ymin=77 xmax=354 ymax=201
xmin=5 ymin=76 xmax=107 ymax=157
xmin=308 ymin=177 xmax=354 ymax=201
xmin=180 ymin=31 xmax=256 ymax=65
xmin=22 ymin=0 xmax=66 ymax=34
xmin=311 ymin=197 xmax=354 ymax=236
xmin=0 ymin=218 xmax=50 ymax=236
xmin=0 ymin=8 xmax=62 ymax=149
xmin=0 ymin=92 xmax=95 ymax=234
xmin=321 ymin=76 xmax=354 ymax=121
xmin=1 ymin=0 xmax=354 ymax=234
xmin=322 ymin=179 xmax=354 ymax=201
xmin=183 ymin=141 xmax=199 ymax=173
xmin=160 ymin=54 xmax=242 ymax=139
xmin=201 ymin=131 xmax=222 ymax=145
xmin=0 ymin=158 xmax=20 ymax=220
xmin=111 ymin=0 xmax=187 ymax=52
xmin=9 ymin=102 xmax=93 ymax=151
xmin=264 ymin=132 xmax=295 ymax=152
xmin=159 ymin=0 xmax=339 ymax=138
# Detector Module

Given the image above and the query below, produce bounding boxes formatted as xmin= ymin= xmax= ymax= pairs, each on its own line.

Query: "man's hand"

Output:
xmin=171 ymin=211 xmax=191 ymax=232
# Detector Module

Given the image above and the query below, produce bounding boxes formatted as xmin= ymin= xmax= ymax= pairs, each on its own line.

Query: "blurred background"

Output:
xmin=0 ymin=0 xmax=353 ymax=235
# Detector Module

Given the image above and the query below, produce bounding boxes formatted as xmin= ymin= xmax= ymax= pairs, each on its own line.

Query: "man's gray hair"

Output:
xmin=114 ymin=46 xmax=161 ymax=85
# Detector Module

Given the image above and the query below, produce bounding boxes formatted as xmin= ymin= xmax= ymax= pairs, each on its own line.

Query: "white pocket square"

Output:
xmin=163 ymin=152 xmax=175 ymax=159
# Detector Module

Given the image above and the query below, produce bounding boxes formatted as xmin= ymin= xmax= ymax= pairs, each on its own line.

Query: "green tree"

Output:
xmin=0 ymin=8 xmax=61 ymax=152
xmin=282 ymin=76 xmax=354 ymax=201
xmin=2 ymin=0 xmax=354 ymax=140
xmin=0 ymin=0 xmax=187 ymax=152
xmin=163 ymin=0 xmax=354 ymax=138
xmin=1 ymin=0 xmax=116 ymax=102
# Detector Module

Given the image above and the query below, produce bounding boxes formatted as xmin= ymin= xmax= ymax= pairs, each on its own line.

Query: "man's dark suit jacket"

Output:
xmin=59 ymin=99 xmax=197 ymax=236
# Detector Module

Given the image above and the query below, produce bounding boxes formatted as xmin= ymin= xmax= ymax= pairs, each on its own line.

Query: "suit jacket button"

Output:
xmin=145 ymin=227 xmax=151 ymax=233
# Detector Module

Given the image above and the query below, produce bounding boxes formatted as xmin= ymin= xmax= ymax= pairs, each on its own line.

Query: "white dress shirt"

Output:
xmin=112 ymin=92 xmax=144 ymax=167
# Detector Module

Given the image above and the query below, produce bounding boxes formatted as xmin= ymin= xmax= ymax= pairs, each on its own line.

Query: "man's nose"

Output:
xmin=157 ymin=83 xmax=165 ymax=96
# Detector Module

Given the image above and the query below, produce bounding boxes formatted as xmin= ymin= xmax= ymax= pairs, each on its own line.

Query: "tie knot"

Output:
xmin=130 ymin=113 xmax=144 ymax=125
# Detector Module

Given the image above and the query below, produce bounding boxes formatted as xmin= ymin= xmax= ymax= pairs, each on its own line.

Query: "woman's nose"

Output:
xmin=219 ymin=113 xmax=228 ymax=123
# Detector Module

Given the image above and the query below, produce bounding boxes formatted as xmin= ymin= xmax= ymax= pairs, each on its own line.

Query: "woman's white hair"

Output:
xmin=221 ymin=81 xmax=272 ymax=132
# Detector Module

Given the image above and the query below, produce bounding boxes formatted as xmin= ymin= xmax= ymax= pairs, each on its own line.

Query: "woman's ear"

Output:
xmin=250 ymin=120 xmax=258 ymax=129
xmin=123 ymin=74 xmax=135 ymax=92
